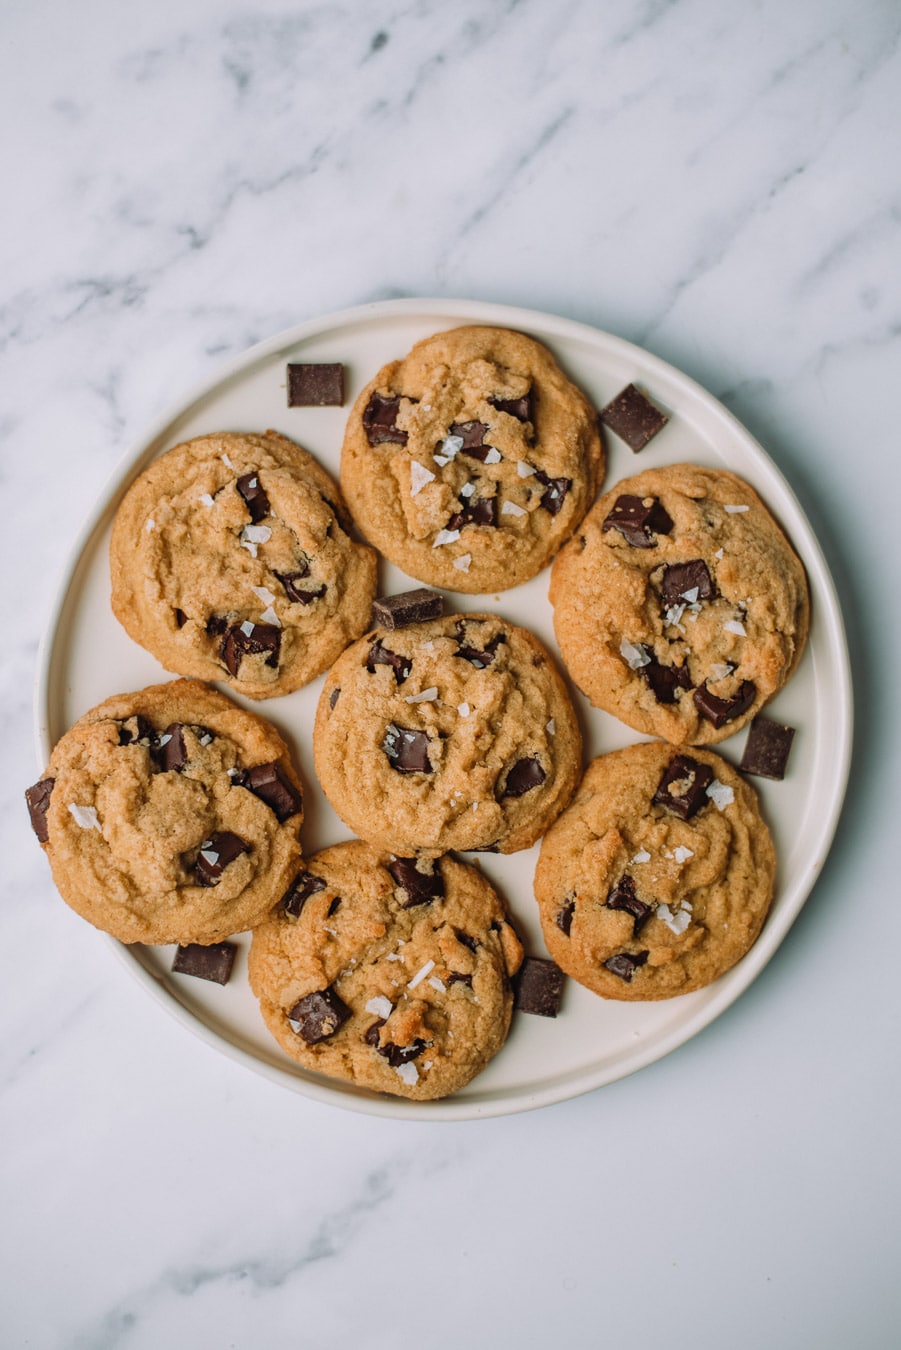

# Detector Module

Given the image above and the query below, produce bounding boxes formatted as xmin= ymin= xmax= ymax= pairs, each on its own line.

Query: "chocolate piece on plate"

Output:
xmin=25 ymin=778 xmax=55 ymax=843
xmin=287 ymin=362 xmax=345 ymax=406
xmin=220 ymin=621 xmax=281 ymax=677
xmin=233 ymin=761 xmax=302 ymax=821
xmin=740 ymin=717 xmax=796 ymax=780
xmin=372 ymin=589 xmax=444 ymax=630
xmin=660 ymin=559 xmax=716 ymax=605
xmin=501 ymin=757 xmax=546 ymax=798
xmin=602 ymin=494 xmax=674 ymax=548
xmin=236 ymin=472 xmax=270 ymax=523
xmin=282 ymin=870 xmax=327 ymax=917
xmin=387 ymin=857 xmax=445 ymax=907
xmin=288 ymin=988 xmax=351 ymax=1043
xmin=194 ymin=831 xmax=250 ymax=886
xmin=604 ymin=950 xmax=649 ymax=982
xmin=172 ymin=941 xmax=237 ymax=985
xmin=382 ymin=724 xmax=434 ymax=774
xmin=599 ymin=383 xmax=669 ymax=451
xmin=653 ymin=754 xmax=714 ymax=820
xmin=514 ymin=957 xmax=565 ymax=1018
xmin=362 ymin=392 xmax=408 ymax=445
xmin=694 ymin=679 xmax=756 ymax=728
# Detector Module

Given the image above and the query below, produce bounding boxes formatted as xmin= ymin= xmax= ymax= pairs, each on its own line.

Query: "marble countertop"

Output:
xmin=4 ymin=1 xmax=899 ymax=1346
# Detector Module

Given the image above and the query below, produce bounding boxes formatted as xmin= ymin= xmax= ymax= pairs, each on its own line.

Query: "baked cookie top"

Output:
xmin=549 ymin=463 xmax=809 ymax=744
xmin=27 ymin=680 xmax=303 ymax=945
xmin=534 ymin=742 xmax=775 ymax=1001
xmin=110 ymin=430 xmax=377 ymax=699
xmin=313 ymin=612 xmax=582 ymax=856
xmin=248 ymin=840 xmax=523 ymax=1101
xmin=340 ymin=326 xmax=605 ymax=593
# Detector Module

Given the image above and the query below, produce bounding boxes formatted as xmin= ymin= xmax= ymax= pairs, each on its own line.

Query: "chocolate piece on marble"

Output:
xmin=740 ymin=717 xmax=796 ymax=780
xmin=513 ymin=957 xmax=565 ymax=1018
xmin=172 ymin=941 xmax=237 ymax=985
xmin=501 ymin=756 xmax=546 ymax=798
xmin=282 ymin=871 xmax=327 ymax=917
xmin=382 ymin=724 xmax=434 ymax=774
xmin=605 ymin=875 xmax=652 ymax=936
xmin=661 ymin=559 xmax=716 ymax=605
xmin=220 ymin=621 xmax=281 ymax=676
xmin=233 ymin=761 xmax=302 ymax=822
xmin=604 ymin=950 xmax=649 ymax=982
xmin=236 ymin=472 xmax=270 ymax=522
xmin=372 ymin=589 xmax=444 ymax=630
xmin=287 ymin=362 xmax=344 ymax=406
xmin=363 ymin=392 xmax=408 ymax=445
xmin=287 ymin=988 xmax=351 ymax=1043
xmin=25 ymin=778 xmax=55 ymax=843
xmin=694 ymin=679 xmax=756 ymax=728
xmin=366 ymin=639 xmax=412 ymax=684
xmin=387 ymin=857 xmax=445 ymax=907
xmin=194 ymin=831 xmax=250 ymax=886
xmin=602 ymin=494 xmax=674 ymax=548
xmin=599 ymin=383 xmax=668 ymax=451
xmin=653 ymin=755 xmax=713 ymax=820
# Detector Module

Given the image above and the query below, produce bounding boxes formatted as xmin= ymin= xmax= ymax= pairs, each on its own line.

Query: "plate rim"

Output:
xmin=33 ymin=295 xmax=854 ymax=1121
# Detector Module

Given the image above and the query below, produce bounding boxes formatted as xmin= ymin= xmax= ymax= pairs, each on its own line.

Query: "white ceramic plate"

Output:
xmin=35 ymin=298 xmax=852 ymax=1120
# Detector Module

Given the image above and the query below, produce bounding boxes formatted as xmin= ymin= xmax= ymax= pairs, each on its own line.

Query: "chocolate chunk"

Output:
xmin=514 ymin=957 xmax=565 ymax=1018
xmin=740 ymin=717 xmax=796 ymax=780
xmin=364 ymin=1018 xmax=386 ymax=1046
xmin=661 ymin=559 xmax=716 ymax=605
xmin=375 ymin=1038 xmax=429 ymax=1067
xmin=387 ymin=857 xmax=445 ymax=907
xmin=555 ymin=899 xmax=575 ymax=936
xmin=604 ymin=951 xmax=649 ymax=982
xmin=488 ymin=390 xmax=533 ymax=423
xmin=287 ymin=362 xmax=344 ymax=406
xmin=534 ymin=470 xmax=571 ymax=516
xmin=327 ymin=895 xmax=342 ymax=916
xmin=606 ymin=876 xmax=652 ymax=935
xmin=194 ymin=831 xmax=250 ymax=886
xmin=172 ymin=942 xmax=237 ymax=985
xmin=282 ymin=870 xmax=327 ymax=917
xmin=454 ymin=622 xmax=505 ymax=668
xmin=449 ymin=420 xmax=489 ymax=457
xmin=236 ymin=472 xmax=270 ymax=523
xmin=372 ymin=589 xmax=444 ymax=630
xmin=599 ymin=383 xmax=668 ymax=451
xmin=287 ymin=988 xmax=351 ymax=1043
xmin=640 ymin=652 xmax=693 ymax=705
xmin=653 ymin=755 xmax=714 ymax=820
xmin=220 ymin=621 xmax=281 ymax=677
xmin=502 ymin=756 xmax=546 ymax=798
xmin=117 ymin=715 xmax=154 ymax=747
xmin=447 ymin=972 xmax=474 ymax=988
xmin=447 ymin=495 xmax=498 ymax=530
xmin=602 ymin=494 xmax=674 ymax=547
xmin=454 ymin=929 xmax=479 ymax=953
xmin=382 ymin=724 xmax=434 ymax=773
xmin=233 ymin=761 xmax=302 ymax=822
xmin=25 ymin=777 xmax=54 ymax=843
xmin=694 ymin=679 xmax=756 ymax=728
xmin=206 ymin=614 xmax=229 ymax=637
xmin=362 ymin=392 xmax=408 ymax=445
xmin=155 ymin=722 xmax=214 ymax=773
xmin=329 ymin=687 xmax=341 ymax=709
xmin=366 ymin=639 xmax=412 ymax=683
xmin=174 ymin=608 xmax=188 ymax=628
xmin=276 ymin=570 xmax=326 ymax=605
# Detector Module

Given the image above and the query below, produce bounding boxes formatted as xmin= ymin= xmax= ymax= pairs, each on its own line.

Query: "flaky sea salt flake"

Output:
xmin=407 ymin=959 xmax=435 ymax=990
xmin=405 ymin=687 xmax=438 ymax=703
xmin=260 ymin=606 xmax=280 ymax=627
xmin=396 ymin=1062 xmax=419 ymax=1086
xmin=252 ymin=586 xmax=275 ymax=605
xmin=632 ymin=848 xmax=651 ymax=864
xmin=517 ymin=460 xmax=536 ymax=478
xmin=724 ymin=504 xmax=749 ymax=513
xmin=365 ymin=996 xmax=393 ymax=1019
xmin=457 ymin=702 xmax=470 ymax=717
xmin=68 ymin=803 xmax=100 ymax=831
xmin=198 ymin=493 xmax=215 ymax=507
xmin=410 ymin=461 xmax=436 ymax=496
xmin=501 ymin=500 xmax=526 ymax=517
xmin=673 ymin=846 xmax=694 ymax=864
xmin=428 ymin=976 xmax=447 ymax=994
xmin=706 ymin=779 xmax=735 ymax=811
xmin=453 ymin=554 xmax=472 ymax=572
xmin=433 ymin=529 xmax=461 ymax=548
xmin=724 ymin=620 xmax=746 ymax=636
xmin=620 ymin=638 xmax=651 ymax=669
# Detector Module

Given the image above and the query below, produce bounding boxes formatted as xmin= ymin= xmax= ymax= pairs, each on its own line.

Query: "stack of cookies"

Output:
xmin=26 ymin=323 xmax=809 ymax=1100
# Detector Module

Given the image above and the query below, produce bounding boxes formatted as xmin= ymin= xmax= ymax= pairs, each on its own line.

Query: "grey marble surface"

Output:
xmin=3 ymin=1 xmax=899 ymax=1346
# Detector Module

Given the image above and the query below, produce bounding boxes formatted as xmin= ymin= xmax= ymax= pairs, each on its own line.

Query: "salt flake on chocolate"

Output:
xmin=68 ymin=803 xmax=100 ymax=831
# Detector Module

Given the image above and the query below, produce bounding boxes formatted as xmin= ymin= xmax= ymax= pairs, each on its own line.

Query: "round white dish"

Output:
xmin=34 ymin=297 xmax=852 ymax=1120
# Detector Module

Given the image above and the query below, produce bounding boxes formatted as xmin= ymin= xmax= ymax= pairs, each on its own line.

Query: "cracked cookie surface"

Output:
xmin=110 ymin=430 xmax=377 ymax=699
xmin=534 ymin=742 xmax=775 ymax=1000
xmin=313 ymin=612 xmax=582 ymax=856
xmin=549 ymin=463 xmax=809 ymax=744
xmin=340 ymin=325 xmax=605 ymax=593
xmin=248 ymin=840 xmax=523 ymax=1101
xmin=29 ymin=680 xmax=303 ymax=945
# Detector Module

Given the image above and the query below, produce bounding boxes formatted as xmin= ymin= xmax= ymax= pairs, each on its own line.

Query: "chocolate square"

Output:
xmin=602 ymin=494 xmax=674 ymax=548
xmin=287 ymin=362 xmax=345 ymax=406
xmin=514 ymin=957 xmax=565 ymax=1018
xmin=288 ymin=988 xmax=351 ymax=1043
xmin=653 ymin=755 xmax=713 ymax=820
xmin=740 ymin=717 xmax=796 ymax=780
xmin=233 ymin=761 xmax=302 ymax=822
xmin=172 ymin=941 xmax=237 ymax=985
xmin=599 ymin=384 xmax=668 ymax=451
xmin=372 ymin=589 xmax=444 ymax=629
xmin=25 ymin=777 xmax=55 ymax=843
xmin=693 ymin=679 xmax=755 ymax=728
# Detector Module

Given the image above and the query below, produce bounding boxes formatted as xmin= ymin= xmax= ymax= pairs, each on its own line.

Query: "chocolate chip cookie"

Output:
xmin=549 ymin=463 xmax=809 ymax=743
xmin=313 ymin=612 xmax=582 ymax=856
xmin=534 ymin=742 xmax=776 ymax=1000
xmin=340 ymin=325 xmax=605 ymax=592
xmin=110 ymin=430 xmax=377 ymax=699
xmin=26 ymin=680 xmax=304 ymax=945
xmin=248 ymin=840 xmax=523 ymax=1100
